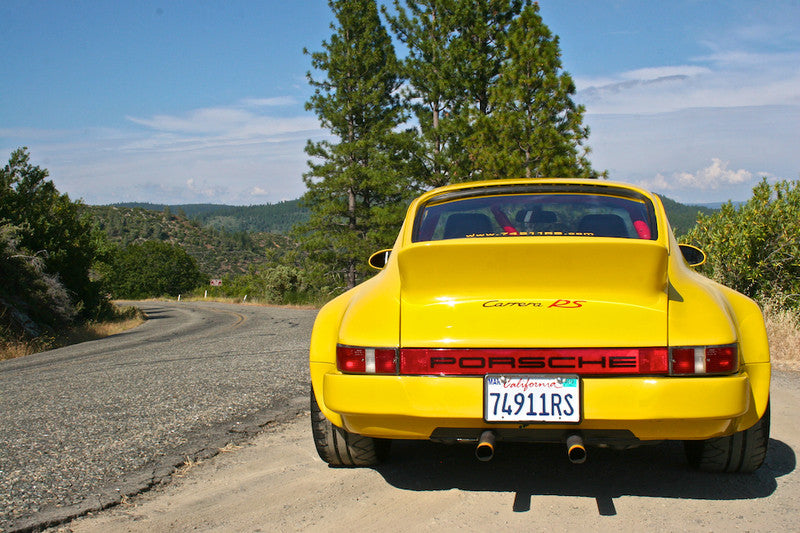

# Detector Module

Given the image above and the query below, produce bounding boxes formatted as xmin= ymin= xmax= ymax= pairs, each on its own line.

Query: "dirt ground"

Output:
xmin=65 ymin=373 xmax=799 ymax=533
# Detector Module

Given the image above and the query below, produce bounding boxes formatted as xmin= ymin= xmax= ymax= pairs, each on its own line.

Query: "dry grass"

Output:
xmin=0 ymin=306 xmax=145 ymax=361
xmin=174 ymin=456 xmax=203 ymax=477
xmin=763 ymin=302 xmax=800 ymax=372
xmin=180 ymin=294 xmax=319 ymax=310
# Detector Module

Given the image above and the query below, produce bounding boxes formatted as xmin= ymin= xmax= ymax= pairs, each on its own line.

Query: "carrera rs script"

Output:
xmin=481 ymin=299 xmax=586 ymax=309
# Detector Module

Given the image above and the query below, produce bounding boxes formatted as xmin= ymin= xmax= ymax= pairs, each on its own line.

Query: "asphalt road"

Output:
xmin=0 ymin=301 xmax=317 ymax=532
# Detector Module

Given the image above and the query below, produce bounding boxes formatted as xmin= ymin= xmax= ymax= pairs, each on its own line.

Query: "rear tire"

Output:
xmin=684 ymin=402 xmax=770 ymax=473
xmin=310 ymin=387 xmax=390 ymax=467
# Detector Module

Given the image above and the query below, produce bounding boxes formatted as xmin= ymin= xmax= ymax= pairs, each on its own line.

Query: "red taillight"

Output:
xmin=670 ymin=345 xmax=738 ymax=375
xmin=706 ymin=346 xmax=737 ymax=373
xmin=670 ymin=348 xmax=697 ymax=374
xmin=336 ymin=346 xmax=397 ymax=374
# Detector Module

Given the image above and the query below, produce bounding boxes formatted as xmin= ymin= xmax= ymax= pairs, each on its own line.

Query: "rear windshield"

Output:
xmin=413 ymin=190 xmax=658 ymax=242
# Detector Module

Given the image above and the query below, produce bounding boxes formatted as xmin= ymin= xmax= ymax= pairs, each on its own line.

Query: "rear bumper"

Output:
xmin=316 ymin=363 xmax=770 ymax=441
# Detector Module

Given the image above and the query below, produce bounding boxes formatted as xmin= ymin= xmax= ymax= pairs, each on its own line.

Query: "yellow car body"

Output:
xmin=309 ymin=179 xmax=770 ymax=471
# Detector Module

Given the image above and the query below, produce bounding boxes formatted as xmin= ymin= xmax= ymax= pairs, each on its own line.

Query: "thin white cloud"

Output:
xmin=126 ymin=107 xmax=319 ymax=138
xmin=619 ymin=65 xmax=711 ymax=81
xmin=250 ymin=186 xmax=269 ymax=196
xmin=121 ymin=102 xmax=325 ymax=159
xmin=240 ymin=96 xmax=297 ymax=107
xmin=577 ymin=48 xmax=800 ymax=114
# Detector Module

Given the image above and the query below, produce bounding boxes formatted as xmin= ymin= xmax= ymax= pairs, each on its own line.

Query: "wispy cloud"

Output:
xmin=240 ymin=96 xmax=297 ymax=107
xmin=577 ymin=49 xmax=800 ymax=114
xmin=126 ymin=100 xmax=320 ymax=141
xmin=1 ymin=97 xmax=327 ymax=205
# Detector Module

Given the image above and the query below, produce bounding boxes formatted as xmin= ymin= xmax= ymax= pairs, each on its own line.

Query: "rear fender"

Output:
xmin=309 ymin=290 xmax=355 ymax=428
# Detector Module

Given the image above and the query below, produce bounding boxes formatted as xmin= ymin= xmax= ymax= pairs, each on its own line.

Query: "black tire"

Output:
xmin=684 ymin=402 xmax=770 ymax=473
xmin=310 ymin=387 xmax=390 ymax=467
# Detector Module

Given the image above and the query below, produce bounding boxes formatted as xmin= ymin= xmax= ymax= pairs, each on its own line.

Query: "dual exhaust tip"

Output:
xmin=475 ymin=430 xmax=587 ymax=464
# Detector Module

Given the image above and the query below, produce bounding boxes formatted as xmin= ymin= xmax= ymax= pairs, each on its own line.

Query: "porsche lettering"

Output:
xmin=429 ymin=354 xmax=637 ymax=371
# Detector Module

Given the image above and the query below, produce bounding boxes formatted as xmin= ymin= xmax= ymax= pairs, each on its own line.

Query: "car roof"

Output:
xmin=416 ymin=178 xmax=656 ymax=203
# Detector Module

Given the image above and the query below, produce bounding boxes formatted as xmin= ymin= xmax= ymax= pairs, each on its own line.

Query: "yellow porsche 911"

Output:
xmin=309 ymin=179 xmax=770 ymax=472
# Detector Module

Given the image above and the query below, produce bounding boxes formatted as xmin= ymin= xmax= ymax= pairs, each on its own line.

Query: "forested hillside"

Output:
xmin=111 ymin=200 xmax=307 ymax=234
xmin=111 ymin=194 xmax=705 ymax=237
xmin=657 ymin=196 xmax=716 ymax=236
xmin=86 ymin=206 xmax=291 ymax=277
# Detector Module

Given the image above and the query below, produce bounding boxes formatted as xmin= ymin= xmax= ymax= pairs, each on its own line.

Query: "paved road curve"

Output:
xmin=0 ymin=301 xmax=317 ymax=531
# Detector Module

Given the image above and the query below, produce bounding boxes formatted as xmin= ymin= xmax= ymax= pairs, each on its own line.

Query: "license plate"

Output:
xmin=484 ymin=375 xmax=580 ymax=423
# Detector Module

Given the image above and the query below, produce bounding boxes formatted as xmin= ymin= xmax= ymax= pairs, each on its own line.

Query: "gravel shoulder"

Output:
xmin=66 ymin=372 xmax=798 ymax=532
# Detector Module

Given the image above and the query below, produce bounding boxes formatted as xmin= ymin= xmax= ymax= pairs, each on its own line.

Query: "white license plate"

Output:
xmin=484 ymin=375 xmax=580 ymax=422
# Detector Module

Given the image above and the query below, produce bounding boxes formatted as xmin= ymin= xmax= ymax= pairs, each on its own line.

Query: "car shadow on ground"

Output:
xmin=373 ymin=438 xmax=795 ymax=515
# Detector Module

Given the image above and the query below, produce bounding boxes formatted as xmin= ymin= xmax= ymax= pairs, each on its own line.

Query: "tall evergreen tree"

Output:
xmin=386 ymin=0 xmax=527 ymax=186
xmin=299 ymin=0 xmax=414 ymax=290
xmin=466 ymin=4 xmax=598 ymax=179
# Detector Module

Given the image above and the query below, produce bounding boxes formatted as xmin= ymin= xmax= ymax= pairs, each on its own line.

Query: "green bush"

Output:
xmin=203 ymin=264 xmax=307 ymax=305
xmin=1 ymin=148 xmax=104 ymax=318
xmin=105 ymin=241 xmax=206 ymax=299
xmin=683 ymin=178 xmax=800 ymax=307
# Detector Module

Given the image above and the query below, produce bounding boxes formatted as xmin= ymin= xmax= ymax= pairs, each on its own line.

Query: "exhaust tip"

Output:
xmin=566 ymin=433 xmax=587 ymax=464
xmin=476 ymin=430 xmax=496 ymax=462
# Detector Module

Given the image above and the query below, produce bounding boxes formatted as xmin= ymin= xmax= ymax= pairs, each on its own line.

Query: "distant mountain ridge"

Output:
xmin=108 ymin=194 xmax=713 ymax=238
xmin=109 ymin=199 xmax=308 ymax=234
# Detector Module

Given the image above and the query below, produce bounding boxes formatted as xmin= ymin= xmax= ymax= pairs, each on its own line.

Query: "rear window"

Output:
xmin=413 ymin=187 xmax=658 ymax=243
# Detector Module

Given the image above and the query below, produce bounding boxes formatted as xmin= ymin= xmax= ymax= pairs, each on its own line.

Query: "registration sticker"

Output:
xmin=484 ymin=375 xmax=580 ymax=423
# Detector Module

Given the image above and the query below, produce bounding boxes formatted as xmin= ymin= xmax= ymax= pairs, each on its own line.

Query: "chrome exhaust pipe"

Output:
xmin=566 ymin=433 xmax=587 ymax=464
xmin=475 ymin=430 xmax=496 ymax=461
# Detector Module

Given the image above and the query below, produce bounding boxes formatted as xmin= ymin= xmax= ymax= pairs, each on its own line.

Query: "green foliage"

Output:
xmin=683 ymin=178 xmax=800 ymax=306
xmin=385 ymin=0 xmax=522 ymax=185
xmin=466 ymin=4 xmax=598 ymax=179
xmin=0 ymin=148 xmax=104 ymax=319
xmin=298 ymin=0 xmax=418 ymax=290
xmin=206 ymin=264 xmax=308 ymax=305
xmin=105 ymin=241 xmax=206 ymax=299
xmin=0 ymin=224 xmax=76 ymax=337
xmin=385 ymin=0 xmax=599 ymax=185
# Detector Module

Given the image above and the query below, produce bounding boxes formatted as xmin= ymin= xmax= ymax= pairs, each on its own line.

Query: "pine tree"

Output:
xmin=385 ymin=0 xmax=527 ymax=186
xmin=298 ymin=0 xmax=414 ymax=290
xmin=466 ymin=4 xmax=599 ymax=179
xmin=387 ymin=0 xmax=600 ymax=185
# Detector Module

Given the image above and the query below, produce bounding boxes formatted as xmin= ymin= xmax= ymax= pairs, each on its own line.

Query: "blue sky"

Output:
xmin=1 ymin=1 xmax=798 ymax=205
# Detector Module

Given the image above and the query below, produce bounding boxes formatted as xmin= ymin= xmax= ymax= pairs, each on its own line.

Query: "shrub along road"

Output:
xmin=0 ymin=301 xmax=317 ymax=532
